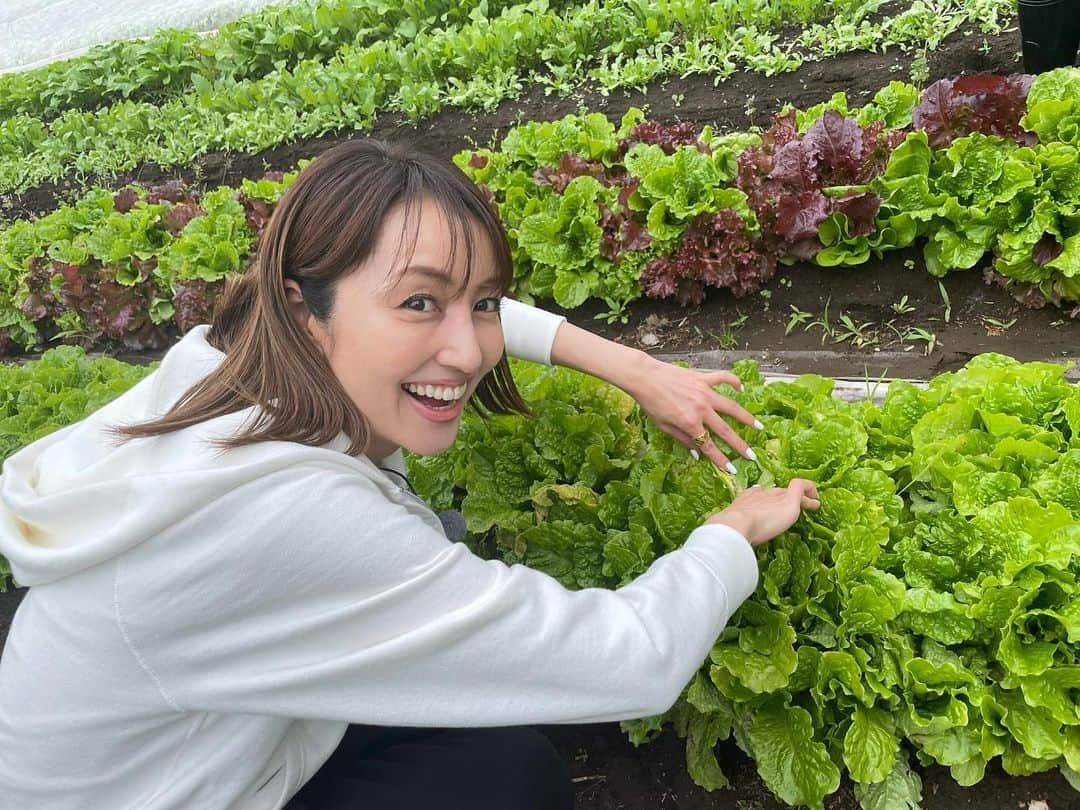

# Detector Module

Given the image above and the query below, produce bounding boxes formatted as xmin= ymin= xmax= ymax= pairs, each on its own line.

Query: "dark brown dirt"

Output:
xmin=540 ymin=723 xmax=1077 ymax=810
xmin=553 ymin=247 xmax=1080 ymax=383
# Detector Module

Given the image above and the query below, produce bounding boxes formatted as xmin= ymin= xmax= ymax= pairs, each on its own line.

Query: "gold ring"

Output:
xmin=691 ymin=430 xmax=709 ymax=448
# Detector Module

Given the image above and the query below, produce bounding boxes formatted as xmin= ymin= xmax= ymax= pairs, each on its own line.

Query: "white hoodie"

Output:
xmin=0 ymin=298 xmax=759 ymax=810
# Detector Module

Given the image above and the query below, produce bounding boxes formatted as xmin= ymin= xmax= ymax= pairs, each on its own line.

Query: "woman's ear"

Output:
xmin=283 ymin=279 xmax=331 ymax=352
xmin=282 ymin=279 xmax=310 ymax=330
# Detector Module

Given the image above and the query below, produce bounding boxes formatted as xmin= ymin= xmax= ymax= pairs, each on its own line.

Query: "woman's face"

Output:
xmin=288 ymin=198 xmax=505 ymax=460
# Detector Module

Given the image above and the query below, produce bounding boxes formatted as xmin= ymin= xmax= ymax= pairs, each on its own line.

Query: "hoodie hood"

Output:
xmin=0 ymin=326 xmax=401 ymax=587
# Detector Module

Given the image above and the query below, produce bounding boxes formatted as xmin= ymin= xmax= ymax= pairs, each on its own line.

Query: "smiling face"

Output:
xmin=286 ymin=197 xmax=505 ymax=460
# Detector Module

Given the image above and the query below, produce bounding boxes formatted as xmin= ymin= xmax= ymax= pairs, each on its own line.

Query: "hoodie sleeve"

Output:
xmin=500 ymin=297 xmax=565 ymax=366
xmin=116 ymin=467 xmax=758 ymax=726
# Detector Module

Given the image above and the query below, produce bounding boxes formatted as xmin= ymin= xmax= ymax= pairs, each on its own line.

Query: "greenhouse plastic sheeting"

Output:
xmin=0 ymin=0 xmax=310 ymax=74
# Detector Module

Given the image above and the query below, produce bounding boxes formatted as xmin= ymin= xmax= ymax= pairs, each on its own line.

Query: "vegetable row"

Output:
xmin=0 ymin=169 xmax=300 ymax=354
xmin=411 ymin=351 xmax=1080 ymax=810
xmin=0 ymin=0 xmax=1013 ymax=195
xmin=2 ymin=68 xmax=1078 ymax=355
xmin=457 ymin=67 xmax=1080 ymax=319
xmin=0 ymin=0 xmax=552 ymax=121
xmin=3 ymin=342 xmax=1078 ymax=810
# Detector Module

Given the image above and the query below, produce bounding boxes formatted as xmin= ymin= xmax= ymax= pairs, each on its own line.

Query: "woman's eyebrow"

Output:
xmin=401 ymin=265 xmax=501 ymax=291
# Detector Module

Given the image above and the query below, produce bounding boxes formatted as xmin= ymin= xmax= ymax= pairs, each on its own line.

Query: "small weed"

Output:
xmin=981 ymin=316 xmax=1017 ymax=336
xmin=890 ymin=295 xmax=916 ymax=315
xmin=938 ymin=281 xmax=951 ymax=324
xmin=743 ymin=94 xmax=757 ymax=121
xmin=863 ymin=366 xmax=890 ymax=402
xmin=806 ymin=299 xmax=835 ymax=344
xmin=910 ymin=50 xmax=930 ymax=84
xmin=901 ymin=326 xmax=937 ymax=355
xmin=670 ymin=92 xmax=685 ymax=107
xmin=833 ymin=313 xmax=877 ymax=347
xmin=717 ymin=311 xmax=749 ymax=349
xmin=785 ymin=304 xmax=813 ymax=336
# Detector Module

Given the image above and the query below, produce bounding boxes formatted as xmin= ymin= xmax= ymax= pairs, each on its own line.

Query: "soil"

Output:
xmin=540 ymin=722 xmax=1078 ymax=810
xmin=555 ymin=247 xmax=1080 ymax=384
xmin=1 ymin=15 xmax=1078 ymax=810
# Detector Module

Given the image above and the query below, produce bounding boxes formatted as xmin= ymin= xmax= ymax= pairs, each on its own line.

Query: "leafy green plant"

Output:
xmin=404 ymin=352 xmax=1080 ymax=809
xmin=891 ymin=295 xmax=916 ymax=315
xmin=833 ymin=312 xmax=878 ymax=347
xmin=0 ymin=0 xmax=544 ymax=121
xmin=0 ymin=345 xmax=156 ymax=587
xmin=785 ymin=305 xmax=813 ymax=335
xmin=3 ymin=343 xmax=1077 ymax=808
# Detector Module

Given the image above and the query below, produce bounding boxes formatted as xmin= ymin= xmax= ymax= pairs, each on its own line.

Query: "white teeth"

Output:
xmin=403 ymin=383 xmax=466 ymax=401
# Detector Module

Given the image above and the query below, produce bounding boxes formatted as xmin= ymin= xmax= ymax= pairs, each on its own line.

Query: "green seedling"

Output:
xmin=890 ymin=295 xmax=916 ymax=315
xmin=807 ymin=298 xmax=835 ymax=344
xmin=785 ymin=305 xmax=813 ymax=336
xmin=938 ymin=282 xmax=951 ymax=324
xmin=833 ymin=312 xmax=878 ymax=347
xmin=982 ymin=316 xmax=1017 ymax=335
xmin=901 ymin=326 xmax=937 ymax=355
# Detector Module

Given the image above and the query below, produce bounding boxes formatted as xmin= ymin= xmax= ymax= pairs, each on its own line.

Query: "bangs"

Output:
xmin=378 ymin=164 xmax=514 ymax=301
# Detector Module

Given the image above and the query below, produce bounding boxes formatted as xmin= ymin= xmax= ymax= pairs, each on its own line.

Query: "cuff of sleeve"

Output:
xmin=500 ymin=297 xmax=567 ymax=366
xmin=680 ymin=524 xmax=760 ymax=609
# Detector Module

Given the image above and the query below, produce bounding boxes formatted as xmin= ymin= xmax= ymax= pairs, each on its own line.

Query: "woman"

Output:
xmin=0 ymin=140 xmax=819 ymax=809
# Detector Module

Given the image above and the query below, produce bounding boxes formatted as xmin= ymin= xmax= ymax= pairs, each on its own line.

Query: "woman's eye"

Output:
xmin=475 ymin=297 xmax=501 ymax=313
xmin=403 ymin=295 xmax=436 ymax=313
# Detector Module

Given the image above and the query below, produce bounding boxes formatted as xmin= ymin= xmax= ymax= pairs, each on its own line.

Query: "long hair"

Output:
xmin=110 ymin=140 xmax=530 ymax=456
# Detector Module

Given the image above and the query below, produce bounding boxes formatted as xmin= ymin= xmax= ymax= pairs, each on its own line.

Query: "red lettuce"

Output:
xmin=24 ymin=257 xmax=167 ymax=349
xmin=913 ymin=73 xmax=1036 ymax=148
xmin=172 ymin=278 xmax=224 ymax=332
xmin=641 ymin=209 xmax=771 ymax=305
xmin=736 ymin=110 xmax=902 ymax=261
xmin=617 ymin=120 xmax=707 ymax=157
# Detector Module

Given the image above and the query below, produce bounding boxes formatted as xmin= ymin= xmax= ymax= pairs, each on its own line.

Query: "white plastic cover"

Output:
xmin=0 ymin=0 xmax=310 ymax=74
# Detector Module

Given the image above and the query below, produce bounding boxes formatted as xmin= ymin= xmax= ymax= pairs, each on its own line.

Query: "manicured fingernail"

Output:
xmin=725 ymin=462 xmax=738 ymax=475
xmin=744 ymin=448 xmax=757 ymax=461
xmin=750 ymin=484 xmax=761 ymax=489
xmin=690 ymin=449 xmax=700 ymax=461
xmin=753 ymin=419 xmax=764 ymax=430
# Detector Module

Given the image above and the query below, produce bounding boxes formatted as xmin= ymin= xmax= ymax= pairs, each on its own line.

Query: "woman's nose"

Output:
xmin=436 ymin=308 xmax=484 ymax=375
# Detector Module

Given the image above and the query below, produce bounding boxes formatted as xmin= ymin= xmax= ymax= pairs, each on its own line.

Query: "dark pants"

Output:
xmin=285 ymin=724 xmax=575 ymax=810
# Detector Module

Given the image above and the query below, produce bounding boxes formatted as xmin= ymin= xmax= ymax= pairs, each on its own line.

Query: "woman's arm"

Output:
xmin=129 ymin=467 xmax=761 ymax=727
xmin=502 ymin=297 xmax=761 ymax=471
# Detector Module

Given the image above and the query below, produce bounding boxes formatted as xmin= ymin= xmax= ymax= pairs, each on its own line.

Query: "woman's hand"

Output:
xmin=620 ymin=355 xmax=762 ymax=472
xmin=547 ymin=321 xmax=761 ymax=472
xmin=705 ymin=480 xmax=820 ymax=546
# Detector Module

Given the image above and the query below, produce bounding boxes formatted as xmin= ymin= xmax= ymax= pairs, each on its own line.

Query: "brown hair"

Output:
xmin=111 ymin=139 xmax=530 ymax=456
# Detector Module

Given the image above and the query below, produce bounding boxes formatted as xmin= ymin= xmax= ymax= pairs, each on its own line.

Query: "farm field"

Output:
xmin=4 ymin=20 xmax=1078 ymax=380
xmin=1 ymin=1 xmax=1079 ymax=809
